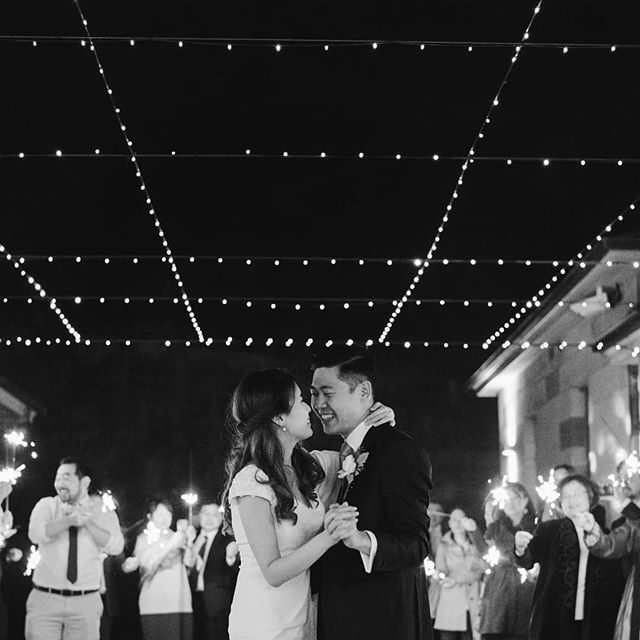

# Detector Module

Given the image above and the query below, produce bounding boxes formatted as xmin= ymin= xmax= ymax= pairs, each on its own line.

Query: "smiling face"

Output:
xmin=54 ymin=463 xmax=90 ymax=504
xmin=310 ymin=366 xmax=372 ymax=438
xmin=278 ymin=384 xmax=313 ymax=441
xmin=560 ymin=480 xmax=591 ymax=519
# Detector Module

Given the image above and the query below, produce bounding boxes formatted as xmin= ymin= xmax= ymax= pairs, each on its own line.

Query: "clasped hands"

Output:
xmin=64 ymin=501 xmax=100 ymax=528
xmin=324 ymin=503 xmax=361 ymax=548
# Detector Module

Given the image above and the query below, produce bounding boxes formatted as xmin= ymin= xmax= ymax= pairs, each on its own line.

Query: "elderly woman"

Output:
xmin=433 ymin=509 xmax=486 ymax=640
xmin=581 ymin=499 xmax=640 ymax=639
xmin=515 ymin=475 xmax=624 ymax=640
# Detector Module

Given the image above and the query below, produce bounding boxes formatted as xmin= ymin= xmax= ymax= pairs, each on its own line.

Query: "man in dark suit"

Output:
xmin=311 ymin=349 xmax=433 ymax=640
xmin=190 ymin=502 xmax=239 ymax=640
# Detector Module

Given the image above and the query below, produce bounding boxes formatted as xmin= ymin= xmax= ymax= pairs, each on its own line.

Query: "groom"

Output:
xmin=311 ymin=349 xmax=433 ymax=640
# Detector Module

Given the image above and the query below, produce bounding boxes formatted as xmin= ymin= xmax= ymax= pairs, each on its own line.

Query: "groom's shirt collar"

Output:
xmin=344 ymin=420 xmax=373 ymax=453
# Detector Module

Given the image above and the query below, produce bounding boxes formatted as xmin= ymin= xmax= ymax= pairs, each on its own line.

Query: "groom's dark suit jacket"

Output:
xmin=317 ymin=423 xmax=433 ymax=640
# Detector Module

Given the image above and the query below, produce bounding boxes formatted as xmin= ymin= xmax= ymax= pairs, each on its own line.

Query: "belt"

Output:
xmin=34 ymin=585 xmax=99 ymax=597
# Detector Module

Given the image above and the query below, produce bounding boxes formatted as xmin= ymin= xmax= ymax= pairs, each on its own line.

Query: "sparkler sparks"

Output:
xmin=24 ymin=545 xmax=41 ymax=576
xmin=483 ymin=545 xmax=501 ymax=568
xmin=0 ymin=464 xmax=25 ymax=485
xmin=100 ymin=490 xmax=117 ymax=512
xmin=490 ymin=476 xmax=510 ymax=509
xmin=536 ymin=470 xmax=560 ymax=505
xmin=4 ymin=431 xmax=27 ymax=448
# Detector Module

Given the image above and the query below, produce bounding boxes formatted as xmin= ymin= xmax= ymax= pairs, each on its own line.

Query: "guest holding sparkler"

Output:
xmin=514 ymin=474 xmax=624 ymax=640
xmin=478 ymin=481 xmax=536 ymax=640
xmin=432 ymin=509 xmax=486 ymax=640
xmin=123 ymin=499 xmax=196 ymax=640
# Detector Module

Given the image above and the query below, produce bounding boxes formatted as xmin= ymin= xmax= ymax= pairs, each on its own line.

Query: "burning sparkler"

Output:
xmin=483 ymin=545 xmax=501 ymax=569
xmin=536 ymin=470 xmax=560 ymax=514
xmin=181 ymin=492 xmax=198 ymax=524
xmin=0 ymin=464 xmax=25 ymax=485
xmin=100 ymin=490 xmax=117 ymax=513
xmin=24 ymin=545 xmax=41 ymax=577
xmin=490 ymin=476 xmax=510 ymax=510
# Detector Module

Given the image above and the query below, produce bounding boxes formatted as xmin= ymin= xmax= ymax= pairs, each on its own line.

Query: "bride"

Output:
xmin=221 ymin=368 xmax=393 ymax=640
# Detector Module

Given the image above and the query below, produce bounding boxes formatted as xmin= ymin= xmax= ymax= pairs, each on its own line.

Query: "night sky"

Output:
xmin=1 ymin=1 xmax=640 ymax=536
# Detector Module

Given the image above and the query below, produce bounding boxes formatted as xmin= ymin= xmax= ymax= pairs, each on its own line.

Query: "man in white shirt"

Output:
xmin=190 ymin=502 xmax=238 ymax=640
xmin=26 ymin=457 xmax=124 ymax=640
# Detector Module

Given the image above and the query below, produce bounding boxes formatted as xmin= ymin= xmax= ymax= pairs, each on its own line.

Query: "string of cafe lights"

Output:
xmin=6 ymin=151 xmax=640 ymax=165
xmin=12 ymin=255 xmax=626 ymax=267
xmin=379 ymin=1 xmax=545 ymax=344
xmin=0 ymin=296 xmax=529 ymax=307
xmin=2 ymin=337 xmax=640 ymax=355
xmin=4 ymin=296 xmax=640 ymax=312
xmin=0 ymin=242 xmax=81 ymax=342
xmin=6 ymin=35 xmax=637 ymax=51
xmin=482 ymin=193 xmax=640 ymax=350
xmin=72 ymin=0 xmax=205 ymax=343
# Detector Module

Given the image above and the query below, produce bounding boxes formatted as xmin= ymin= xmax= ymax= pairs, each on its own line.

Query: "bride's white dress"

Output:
xmin=228 ymin=455 xmax=338 ymax=640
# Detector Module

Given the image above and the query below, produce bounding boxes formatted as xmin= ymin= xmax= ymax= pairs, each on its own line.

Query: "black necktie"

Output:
xmin=67 ymin=526 xmax=78 ymax=583
xmin=199 ymin=535 xmax=209 ymax=560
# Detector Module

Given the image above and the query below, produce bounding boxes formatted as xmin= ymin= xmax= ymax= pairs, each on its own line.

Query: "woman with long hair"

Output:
xmin=478 ymin=482 xmax=537 ymax=640
xmin=221 ymin=369 xmax=392 ymax=640
xmin=433 ymin=508 xmax=486 ymax=640
xmin=514 ymin=474 xmax=624 ymax=640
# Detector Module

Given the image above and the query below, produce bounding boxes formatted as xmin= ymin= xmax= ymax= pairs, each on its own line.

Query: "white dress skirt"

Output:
xmin=228 ymin=458 xmax=338 ymax=640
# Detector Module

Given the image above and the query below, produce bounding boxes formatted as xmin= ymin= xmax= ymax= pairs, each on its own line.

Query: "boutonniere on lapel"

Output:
xmin=337 ymin=450 xmax=370 ymax=483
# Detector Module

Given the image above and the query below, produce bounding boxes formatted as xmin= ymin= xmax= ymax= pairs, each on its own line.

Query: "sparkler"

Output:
xmin=2 ymin=430 xmax=38 ymax=509
xmin=622 ymin=451 xmax=640 ymax=477
xmin=23 ymin=545 xmax=41 ymax=576
xmin=143 ymin=520 xmax=163 ymax=545
xmin=490 ymin=476 xmax=510 ymax=510
xmin=181 ymin=492 xmax=198 ymax=524
xmin=483 ymin=545 xmax=501 ymax=568
xmin=100 ymin=490 xmax=117 ymax=512
xmin=536 ymin=470 xmax=560 ymax=515
xmin=0 ymin=464 xmax=25 ymax=485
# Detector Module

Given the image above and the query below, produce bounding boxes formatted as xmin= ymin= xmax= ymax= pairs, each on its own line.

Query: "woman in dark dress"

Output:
xmin=478 ymin=482 xmax=536 ymax=640
xmin=514 ymin=474 xmax=624 ymax=640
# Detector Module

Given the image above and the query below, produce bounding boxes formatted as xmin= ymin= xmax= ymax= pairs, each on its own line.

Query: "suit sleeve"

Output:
xmin=588 ymin=521 xmax=635 ymax=559
xmin=370 ymin=439 xmax=432 ymax=572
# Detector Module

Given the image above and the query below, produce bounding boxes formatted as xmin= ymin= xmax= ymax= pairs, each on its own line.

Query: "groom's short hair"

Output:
xmin=311 ymin=348 xmax=377 ymax=393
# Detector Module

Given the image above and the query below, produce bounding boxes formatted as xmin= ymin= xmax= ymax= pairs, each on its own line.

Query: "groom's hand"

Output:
xmin=325 ymin=504 xmax=359 ymax=542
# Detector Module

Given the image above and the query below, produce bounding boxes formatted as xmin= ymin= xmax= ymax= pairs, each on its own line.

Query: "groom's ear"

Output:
xmin=359 ymin=380 xmax=373 ymax=402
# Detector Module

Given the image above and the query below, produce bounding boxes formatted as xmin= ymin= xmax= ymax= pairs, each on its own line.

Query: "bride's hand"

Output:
xmin=324 ymin=504 xmax=359 ymax=542
xmin=365 ymin=402 xmax=396 ymax=428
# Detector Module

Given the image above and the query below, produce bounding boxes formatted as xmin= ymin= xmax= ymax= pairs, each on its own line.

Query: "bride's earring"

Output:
xmin=281 ymin=426 xmax=287 ymax=432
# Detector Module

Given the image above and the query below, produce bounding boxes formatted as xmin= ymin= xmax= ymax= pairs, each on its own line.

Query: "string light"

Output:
xmin=72 ymin=0 xmax=205 ymax=343
xmin=0 ymin=296 xmax=533 ymax=306
xmin=12 ymin=254 xmax=620 ymax=267
xmin=8 ymin=35 xmax=635 ymax=50
xmin=1 ymin=337 xmax=638 ymax=351
xmin=4 ymin=151 xmax=639 ymax=164
xmin=380 ymin=1 xmax=544 ymax=344
xmin=0 ymin=240 xmax=81 ymax=342
xmin=483 ymin=194 xmax=640 ymax=349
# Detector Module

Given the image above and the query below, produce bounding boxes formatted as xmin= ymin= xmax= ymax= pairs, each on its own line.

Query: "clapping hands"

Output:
xmin=324 ymin=503 xmax=359 ymax=544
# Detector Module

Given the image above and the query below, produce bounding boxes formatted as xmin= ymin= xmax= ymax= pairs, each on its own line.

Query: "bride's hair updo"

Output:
xmin=221 ymin=369 xmax=325 ymax=533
